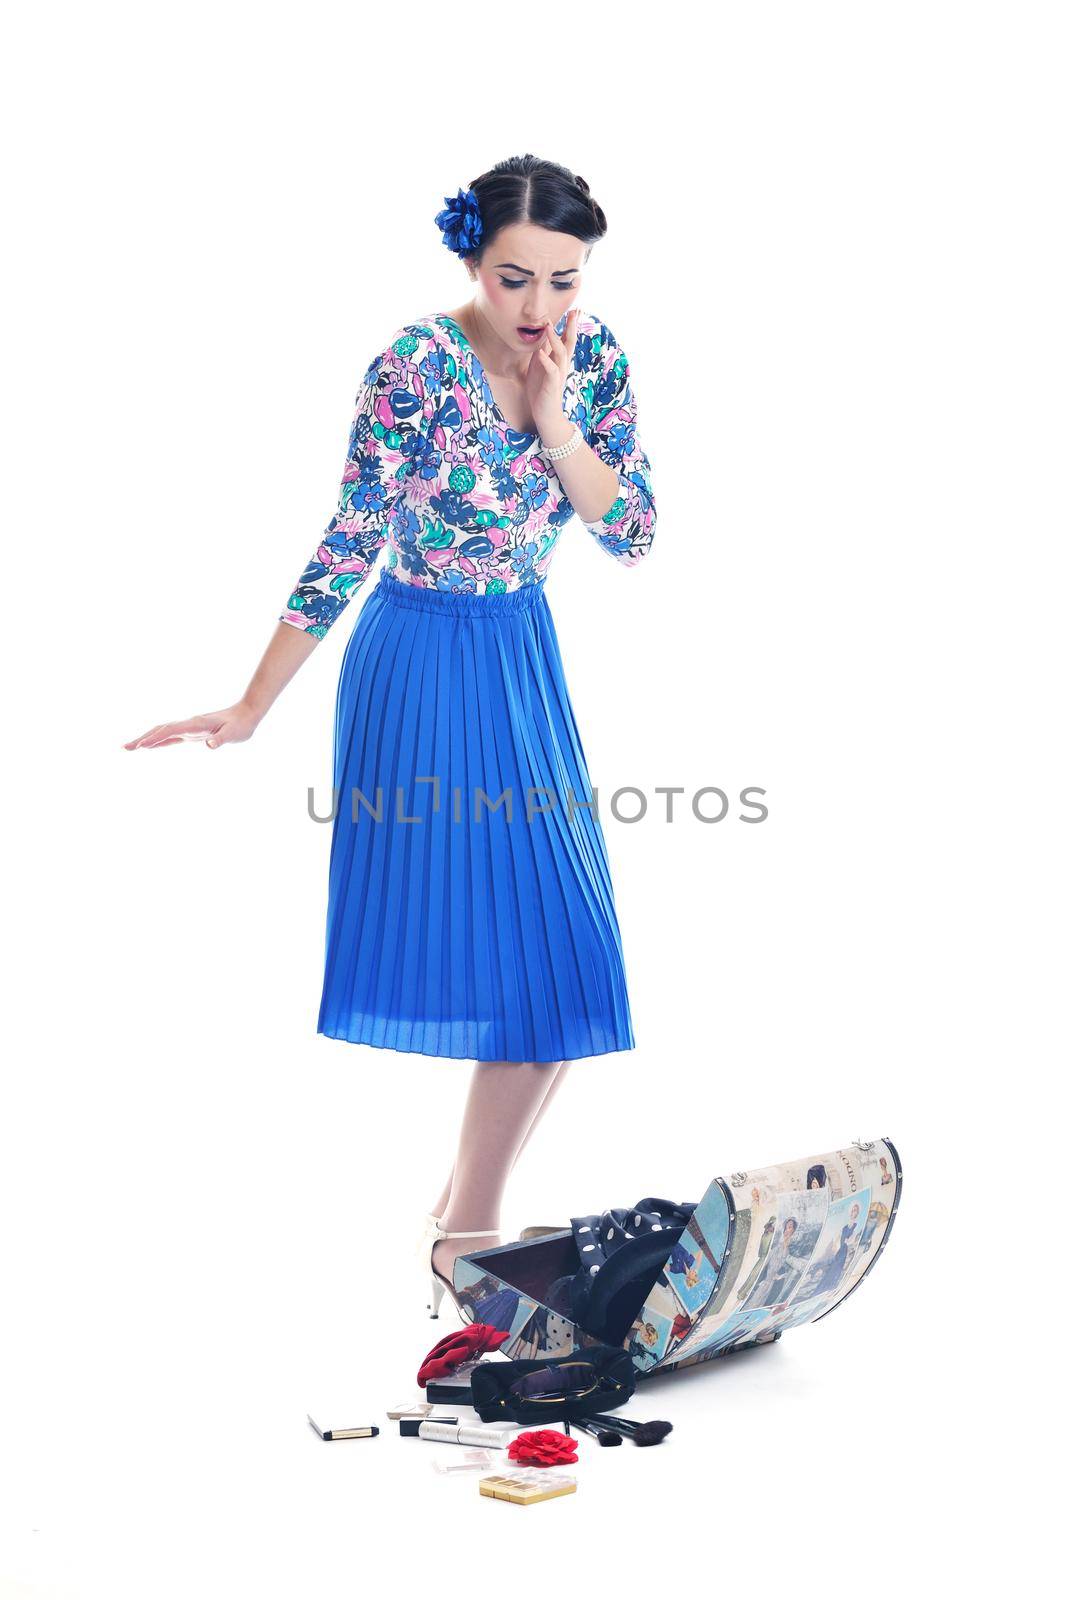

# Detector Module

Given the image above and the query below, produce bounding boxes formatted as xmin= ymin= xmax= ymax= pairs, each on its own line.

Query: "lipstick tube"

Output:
xmin=398 ymin=1419 xmax=510 ymax=1448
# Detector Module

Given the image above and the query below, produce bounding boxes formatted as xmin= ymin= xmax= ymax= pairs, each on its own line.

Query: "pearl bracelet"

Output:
xmin=541 ymin=424 xmax=583 ymax=461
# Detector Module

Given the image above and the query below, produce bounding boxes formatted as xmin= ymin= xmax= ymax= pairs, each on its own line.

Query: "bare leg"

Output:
xmin=428 ymin=1062 xmax=571 ymax=1218
xmin=431 ymin=1059 xmax=567 ymax=1283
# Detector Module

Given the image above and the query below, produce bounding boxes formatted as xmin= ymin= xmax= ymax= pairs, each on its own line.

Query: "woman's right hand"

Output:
xmin=124 ymin=620 xmax=321 ymax=751
xmin=123 ymin=699 xmax=262 ymax=751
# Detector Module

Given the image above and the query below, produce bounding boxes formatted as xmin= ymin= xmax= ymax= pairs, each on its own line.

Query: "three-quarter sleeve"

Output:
xmin=280 ymin=331 xmax=429 ymax=638
xmin=577 ymin=324 xmax=657 ymax=563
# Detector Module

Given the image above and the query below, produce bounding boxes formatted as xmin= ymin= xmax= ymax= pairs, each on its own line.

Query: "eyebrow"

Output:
xmin=493 ymin=262 xmax=579 ymax=277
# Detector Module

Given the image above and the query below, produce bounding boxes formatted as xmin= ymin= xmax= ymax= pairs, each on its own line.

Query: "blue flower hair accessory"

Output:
xmin=434 ymin=185 xmax=483 ymax=257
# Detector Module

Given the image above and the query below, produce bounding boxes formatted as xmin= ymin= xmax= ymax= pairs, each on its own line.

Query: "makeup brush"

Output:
xmin=597 ymin=1412 xmax=673 ymax=1437
xmin=570 ymin=1417 xmax=623 ymax=1446
xmin=591 ymin=1414 xmax=672 ymax=1446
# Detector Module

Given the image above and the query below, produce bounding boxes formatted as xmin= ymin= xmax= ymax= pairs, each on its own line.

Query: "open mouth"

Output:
xmin=517 ymin=323 xmax=547 ymax=342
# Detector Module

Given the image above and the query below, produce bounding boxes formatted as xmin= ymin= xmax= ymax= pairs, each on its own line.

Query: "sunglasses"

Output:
xmin=497 ymin=1359 xmax=628 ymax=1409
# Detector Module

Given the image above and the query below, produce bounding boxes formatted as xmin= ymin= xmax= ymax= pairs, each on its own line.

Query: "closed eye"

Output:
xmin=500 ymin=277 xmax=576 ymax=291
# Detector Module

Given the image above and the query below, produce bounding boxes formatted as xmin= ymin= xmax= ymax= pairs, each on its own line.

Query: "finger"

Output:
xmin=141 ymin=721 xmax=212 ymax=748
xmin=539 ymin=327 xmax=565 ymax=373
xmin=132 ymin=723 xmax=171 ymax=747
xmin=133 ymin=731 xmax=186 ymax=749
xmin=548 ymin=313 xmax=577 ymax=370
xmin=132 ymin=713 xmax=216 ymax=748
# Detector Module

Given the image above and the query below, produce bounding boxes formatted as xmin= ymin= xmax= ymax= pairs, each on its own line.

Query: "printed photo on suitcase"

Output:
xmin=451 ymin=1137 xmax=902 ymax=1378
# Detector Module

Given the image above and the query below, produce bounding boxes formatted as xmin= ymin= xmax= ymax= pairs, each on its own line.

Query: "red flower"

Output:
xmin=506 ymin=1428 xmax=579 ymax=1467
xmin=416 ymin=1323 xmax=508 ymax=1387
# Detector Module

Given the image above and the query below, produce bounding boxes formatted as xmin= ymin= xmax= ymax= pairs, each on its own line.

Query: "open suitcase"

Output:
xmin=451 ymin=1137 xmax=901 ymax=1377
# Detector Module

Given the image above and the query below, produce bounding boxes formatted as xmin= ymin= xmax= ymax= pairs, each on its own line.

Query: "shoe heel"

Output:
xmin=421 ymin=1223 xmax=498 ymax=1319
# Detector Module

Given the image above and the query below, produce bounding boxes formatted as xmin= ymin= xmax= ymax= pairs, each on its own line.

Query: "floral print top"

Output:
xmin=279 ymin=309 xmax=656 ymax=637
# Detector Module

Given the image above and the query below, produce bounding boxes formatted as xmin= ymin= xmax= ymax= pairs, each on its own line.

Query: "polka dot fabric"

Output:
xmin=569 ymin=1197 xmax=696 ymax=1280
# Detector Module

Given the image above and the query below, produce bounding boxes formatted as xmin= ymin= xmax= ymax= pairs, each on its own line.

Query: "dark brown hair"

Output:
xmin=464 ymin=153 xmax=607 ymax=264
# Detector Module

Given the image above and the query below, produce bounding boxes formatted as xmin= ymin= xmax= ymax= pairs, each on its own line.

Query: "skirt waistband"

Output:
xmin=375 ymin=568 xmax=547 ymax=617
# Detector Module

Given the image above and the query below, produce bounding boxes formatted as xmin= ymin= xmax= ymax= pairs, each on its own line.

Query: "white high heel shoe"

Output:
xmin=417 ymin=1211 xmax=442 ymax=1254
xmin=421 ymin=1212 xmax=564 ymax=1248
xmin=425 ymin=1222 xmax=501 ymax=1319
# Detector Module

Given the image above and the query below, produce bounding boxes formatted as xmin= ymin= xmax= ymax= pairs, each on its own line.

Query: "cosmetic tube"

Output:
xmin=398 ymin=1419 xmax=509 ymax=1448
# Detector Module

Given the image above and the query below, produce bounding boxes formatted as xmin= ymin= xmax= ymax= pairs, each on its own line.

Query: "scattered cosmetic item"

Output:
xmin=422 ymin=1381 xmax=474 ymax=1407
xmin=571 ymin=1417 xmax=622 ymax=1446
xmin=386 ymin=1402 xmax=435 ymax=1419
xmin=431 ymin=1449 xmax=496 ymax=1475
xmin=306 ymin=1416 xmax=379 ymax=1442
xmin=399 ymin=1419 xmax=511 ymax=1448
xmin=479 ymin=1470 xmax=577 ymax=1505
xmin=590 ymin=1413 xmax=673 ymax=1446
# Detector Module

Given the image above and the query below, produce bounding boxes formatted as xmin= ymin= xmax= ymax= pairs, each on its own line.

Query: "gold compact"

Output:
xmin=479 ymin=1471 xmax=577 ymax=1506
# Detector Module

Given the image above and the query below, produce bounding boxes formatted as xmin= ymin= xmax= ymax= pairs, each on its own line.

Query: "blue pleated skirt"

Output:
xmin=316 ymin=568 xmax=635 ymax=1062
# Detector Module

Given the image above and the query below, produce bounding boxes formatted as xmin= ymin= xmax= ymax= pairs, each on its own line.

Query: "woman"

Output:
xmin=124 ymin=153 xmax=657 ymax=1319
xmin=744 ymin=1215 xmax=809 ymax=1309
xmin=813 ymin=1203 xmax=864 ymax=1297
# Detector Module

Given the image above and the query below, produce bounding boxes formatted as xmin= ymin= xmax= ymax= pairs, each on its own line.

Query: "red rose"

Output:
xmin=506 ymin=1428 xmax=579 ymax=1467
xmin=417 ymin=1322 xmax=508 ymax=1387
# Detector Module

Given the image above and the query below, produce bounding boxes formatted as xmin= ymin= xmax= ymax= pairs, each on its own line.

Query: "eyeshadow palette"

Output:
xmin=479 ymin=1471 xmax=577 ymax=1505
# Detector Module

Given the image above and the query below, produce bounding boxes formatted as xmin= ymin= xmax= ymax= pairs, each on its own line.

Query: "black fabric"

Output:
xmin=546 ymin=1196 xmax=698 ymax=1344
xmin=468 ymin=1348 xmax=635 ymax=1422
xmin=466 ymin=1346 xmax=636 ymax=1423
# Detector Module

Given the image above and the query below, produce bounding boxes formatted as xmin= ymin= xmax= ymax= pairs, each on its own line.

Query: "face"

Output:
xmin=467 ymin=221 xmax=587 ymax=350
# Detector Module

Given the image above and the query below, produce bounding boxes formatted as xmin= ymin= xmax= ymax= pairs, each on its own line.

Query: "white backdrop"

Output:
xmin=3 ymin=1 xmax=1059 ymax=1594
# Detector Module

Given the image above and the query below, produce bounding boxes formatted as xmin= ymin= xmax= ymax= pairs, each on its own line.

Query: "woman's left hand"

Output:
xmin=525 ymin=307 xmax=580 ymax=435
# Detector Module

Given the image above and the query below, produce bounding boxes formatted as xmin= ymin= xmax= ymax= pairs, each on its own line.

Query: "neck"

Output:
xmin=451 ymin=301 xmax=528 ymax=382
